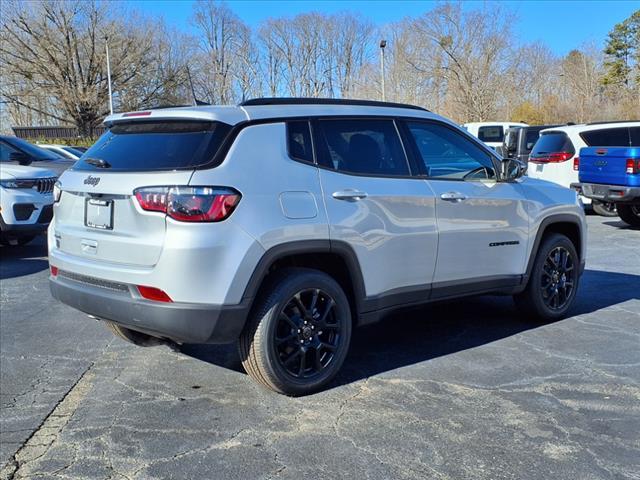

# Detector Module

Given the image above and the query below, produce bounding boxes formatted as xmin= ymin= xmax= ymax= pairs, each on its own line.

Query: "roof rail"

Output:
xmin=585 ymin=120 xmax=639 ymax=126
xmin=240 ymin=97 xmax=429 ymax=112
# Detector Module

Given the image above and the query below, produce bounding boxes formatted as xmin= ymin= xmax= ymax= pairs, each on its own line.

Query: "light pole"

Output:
xmin=105 ymin=37 xmax=113 ymax=115
xmin=379 ymin=39 xmax=386 ymax=102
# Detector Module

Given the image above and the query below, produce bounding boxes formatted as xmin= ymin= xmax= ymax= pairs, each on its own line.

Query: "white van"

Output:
xmin=463 ymin=122 xmax=528 ymax=150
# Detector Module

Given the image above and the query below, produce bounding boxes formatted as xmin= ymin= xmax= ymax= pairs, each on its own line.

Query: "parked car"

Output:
xmin=527 ymin=121 xmax=640 ymax=217
xmin=500 ymin=125 xmax=563 ymax=162
xmin=572 ymin=145 xmax=640 ymax=227
xmin=462 ymin=122 xmax=528 ymax=150
xmin=49 ymin=98 xmax=586 ymax=395
xmin=37 ymin=144 xmax=85 ymax=160
xmin=0 ymin=163 xmax=56 ymax=246
xmin=0 ymin=136 xmax=75 ymax=175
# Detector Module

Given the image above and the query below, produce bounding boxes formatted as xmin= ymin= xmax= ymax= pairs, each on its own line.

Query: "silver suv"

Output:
xmin=49 ymin=98 xmax=586 ymax=395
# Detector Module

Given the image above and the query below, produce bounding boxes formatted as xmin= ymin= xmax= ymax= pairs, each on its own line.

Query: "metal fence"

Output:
xmin=12 ymin=126 xmax=106 ymax=140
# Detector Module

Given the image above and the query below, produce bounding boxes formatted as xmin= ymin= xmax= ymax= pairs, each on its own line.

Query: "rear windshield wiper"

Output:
xmin=85 ymin=157 xmax=111 ymax=168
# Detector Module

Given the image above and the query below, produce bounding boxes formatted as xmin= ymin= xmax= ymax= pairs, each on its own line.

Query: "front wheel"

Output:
xmin=616 ymin=204 xmax=640 ymax=228
xmin=238 ymin=268 xmax=352 ymax=396
xmin=515 ymin=233 xmax=580 ymax=321
xmin=592 ymin=201 xmax=617 ymax=217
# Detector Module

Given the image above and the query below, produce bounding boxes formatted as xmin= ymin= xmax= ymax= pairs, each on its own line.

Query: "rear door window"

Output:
xmin=316 ymin=119 xmax=409 ymax=176
xmin=530 ymin=132 xmax=575 ymax=156
xmin=628 ymin=127 xmax=640 ymax=146
xmin=478 ymin=126 xmax=504 ymax=143
xmin=74 ymin=121 xmax=232 ymax=171
xmin=580 ymin=127 xmax=631 ymax=147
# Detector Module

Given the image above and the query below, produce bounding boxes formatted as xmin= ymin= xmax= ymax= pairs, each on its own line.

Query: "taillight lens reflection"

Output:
xmin=530 ymin=152 xmax=573 ymax=164
xmin=134 ymin=186 xmax=241 ymax=222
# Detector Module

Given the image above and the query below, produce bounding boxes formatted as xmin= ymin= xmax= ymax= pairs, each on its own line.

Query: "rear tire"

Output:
xmin=616 ymin=204 xmax=640 ymax=228
xmin=592 ymin=201 xmax=617 ymax=217
xmin=514 ymin=233 xmax=580 ymax=322
xmin=238 ymin=268 xmax=352 ymax=396
xmin=105 ymin=321 xmax=165 ymax=347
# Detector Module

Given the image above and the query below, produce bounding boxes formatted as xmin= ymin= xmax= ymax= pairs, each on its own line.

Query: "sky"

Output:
xmin=130 ymin=0 xmax=638 ymax=55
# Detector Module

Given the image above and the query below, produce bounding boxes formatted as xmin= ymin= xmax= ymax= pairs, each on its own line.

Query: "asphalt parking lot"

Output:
xmin=1 ymin=214 xmax=638 ymax=480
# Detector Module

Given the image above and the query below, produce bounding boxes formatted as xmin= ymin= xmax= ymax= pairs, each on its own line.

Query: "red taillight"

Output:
xmin=626 ymin=158 xmax=640 ymax=175
xmin=137 ymin=285 xmax=172 ymax=303
xmin=50 ymin=265 xmax=58 ymax=277
xmin=531 ymin=152 xmax=573 ymax=164
xmin=134 ymin=186 xmax=241 ymax=222
xmin=573 ymin=156 xmax=580 ymax=171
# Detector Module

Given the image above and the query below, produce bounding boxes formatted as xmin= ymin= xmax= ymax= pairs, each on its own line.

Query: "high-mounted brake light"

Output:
xmin=134 ymin=186 xmax=241 ymax=222
xmin=530 ymin=152 xmax=573 ymax=164
xmin=122 ymin=111 xmax=152 ymax=117
xmin=573 ymin=156 xmax=579 ymax=171
xmin=626 ymin=158 xmax=640 ymax=175
xmin=137 ymin=285 xmax=172 ymax=303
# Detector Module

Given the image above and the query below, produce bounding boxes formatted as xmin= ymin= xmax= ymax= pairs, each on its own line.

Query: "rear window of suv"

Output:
xmin=580 ymin=127 xmax=639 ymax=147
xmin=74 ymin=121 xmax=232 ymax=171
xmin=530 ymin=132 xmax=575 ymax=157
xmin=478 ymin=126 xmax=504 ymax=143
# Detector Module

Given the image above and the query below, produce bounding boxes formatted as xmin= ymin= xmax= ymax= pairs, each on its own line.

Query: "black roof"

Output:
xmin=240 ymin=97 xmax=429 ymax=112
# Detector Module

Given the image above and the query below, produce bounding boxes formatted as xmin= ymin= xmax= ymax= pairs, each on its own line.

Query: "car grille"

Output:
xmin=35 ymin=177 xmax=56 ymax=194
xmin=58 ymin=270 xmax=130 ymax=293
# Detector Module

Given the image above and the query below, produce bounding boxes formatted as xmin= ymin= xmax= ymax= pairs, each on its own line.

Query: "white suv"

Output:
xmin=527 ymin=121 xmax=640 ymax=216
xmin=0 ymin=164 xmax=56 ymax=246
xmin=49 ymin=99 xmax=586 ymax=395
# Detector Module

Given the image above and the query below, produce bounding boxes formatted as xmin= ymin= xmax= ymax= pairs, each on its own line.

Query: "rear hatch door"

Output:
xmin=579 ymin=146 xmax=639 ymax=186
xmin=53 ymin=119 xmax=231 ymax=267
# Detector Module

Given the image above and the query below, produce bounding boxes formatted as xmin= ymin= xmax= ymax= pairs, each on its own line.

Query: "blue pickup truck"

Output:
xmin=573 ymin=146 xmax=640 ymax=227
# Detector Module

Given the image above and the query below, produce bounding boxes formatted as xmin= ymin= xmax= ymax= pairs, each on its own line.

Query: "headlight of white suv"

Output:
xmin=0 ymin=179 xmax=37 ymax=189
xmin=53 ymin=181 xmax=62 ymax=203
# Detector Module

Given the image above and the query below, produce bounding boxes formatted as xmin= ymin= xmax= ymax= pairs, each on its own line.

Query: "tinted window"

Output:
xmin=478 ymin=125 xmax=504 ymax=143
xmin=580 ymin=127 xmax=631 ymax=147
xmin=0 ymin=141 xmax=19 ymax=163
xmin=406 ymin=121 xmax=495 ymax=180
xmin=74 ymin=121 xmax=231 ymax=172
xmin=630 ymin=127 xmax=640 ymax=146
xmin=317 ymin=119 xmax=409 ymax=176
xmin=2 ymin=137 xmax=61 ymax=161
xmin=530 ymin=132 xmax=575 ymax=157
xmin=525 ymin=129 xmax=543 ymax=151
xmin=287 ymin=121 xmax=313 ymax=163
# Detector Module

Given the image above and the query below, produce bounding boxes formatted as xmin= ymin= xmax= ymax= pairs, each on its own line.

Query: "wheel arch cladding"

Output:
xmin=241 ymin=240 xmax=366 ymax=324
xmin=527 ymin=214 xmax=584 ymax=279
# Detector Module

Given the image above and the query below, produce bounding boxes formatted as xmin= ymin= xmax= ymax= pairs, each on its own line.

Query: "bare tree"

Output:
xmin=0 ymin=0 xmax=187 ymax=134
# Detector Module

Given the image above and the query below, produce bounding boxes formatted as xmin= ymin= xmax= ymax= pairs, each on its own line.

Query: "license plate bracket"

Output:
xmin=85 ymin=198 xmax=113 ymax=230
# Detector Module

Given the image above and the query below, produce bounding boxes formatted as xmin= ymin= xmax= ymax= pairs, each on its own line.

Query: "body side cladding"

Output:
xmin=518 ymin=213 xmax=585 ymax=293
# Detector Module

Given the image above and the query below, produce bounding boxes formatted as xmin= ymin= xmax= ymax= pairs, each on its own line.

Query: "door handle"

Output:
xmin=440 ymin=192 xmax=467 ymax=202
xmin=332 ymin=190 xmax=368 ymax=201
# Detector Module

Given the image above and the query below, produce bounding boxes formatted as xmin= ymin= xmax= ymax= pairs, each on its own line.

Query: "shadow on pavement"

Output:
xmin=0 ymin=238 xmax=49 ymax=280
xmin=602 ymin=220 xmax=638 ymax=230
xmin=181 ymin=269 xmax=639 ymax=388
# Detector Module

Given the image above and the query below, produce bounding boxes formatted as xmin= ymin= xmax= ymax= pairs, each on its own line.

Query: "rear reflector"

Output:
xmin=530 ymin=152 xmax=573 ymax=164
xmin=626 ymin=158 xmax=640 ymax=175
xmin=134 ymin=186 xmax=241 ymax=222
xmin=50 ymin=265 xmax=58 ymax=277
xmin=137 ymin=285 xmax=172 ymax=303
xmin=573 ymin=156 xmax=579 ymax=171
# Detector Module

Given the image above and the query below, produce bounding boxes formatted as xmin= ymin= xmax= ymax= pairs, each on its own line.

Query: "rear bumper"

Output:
xmin=49 ymin=273 xmax=249 ymax=344
xmin=571 ymin=183 xmax=640 ymax=204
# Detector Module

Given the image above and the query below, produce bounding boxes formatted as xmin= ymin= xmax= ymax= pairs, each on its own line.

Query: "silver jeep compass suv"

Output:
xmin=49 ymin=98 xmax=586 ymax=395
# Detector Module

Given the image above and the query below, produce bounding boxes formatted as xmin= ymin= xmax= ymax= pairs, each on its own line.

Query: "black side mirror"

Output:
xmin=502 ymin=158 xmax=527 ymax=180
xmin=9 ymin=151 xmax=33 ymax=166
